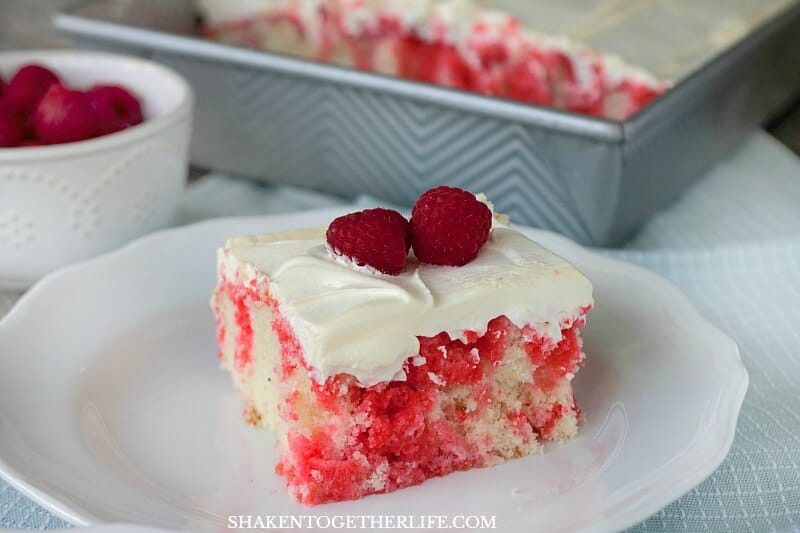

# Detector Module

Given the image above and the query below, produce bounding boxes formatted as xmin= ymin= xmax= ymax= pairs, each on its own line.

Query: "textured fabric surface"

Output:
xmin=619 ymin=134 xmax=800 ymax=532
xmin=0 ymin=131 xmax=798 ymax=531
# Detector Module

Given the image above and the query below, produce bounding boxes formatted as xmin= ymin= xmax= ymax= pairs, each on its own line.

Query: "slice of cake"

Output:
xmin=211 ymin=187 xmax=593 ymax=504
xmin=197 ymin=0 xmax=665 ymax=119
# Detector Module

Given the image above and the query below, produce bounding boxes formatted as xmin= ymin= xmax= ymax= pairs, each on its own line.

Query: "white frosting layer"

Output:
xmin=219 ymin=223 xmax=593 ymax=386
xmin=196 ymin=0 xmax=661 ymax=87
xmin=198 ymin=0 xmax=792 ymax=82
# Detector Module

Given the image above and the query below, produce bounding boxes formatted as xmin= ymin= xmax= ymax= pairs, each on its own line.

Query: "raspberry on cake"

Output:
xmin=410 ymin=185 xmax=492 ymax=266
xmin=211 ymin=190 xmax=593 ymax=505
xmin=197 ymin=0 xmax=665 ymax=119
xmin=326 ymin=207 xmax=411 ymax=275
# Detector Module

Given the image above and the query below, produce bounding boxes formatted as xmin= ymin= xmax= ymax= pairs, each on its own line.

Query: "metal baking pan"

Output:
xmin=54 ymin=0 xmax=800 ymax=245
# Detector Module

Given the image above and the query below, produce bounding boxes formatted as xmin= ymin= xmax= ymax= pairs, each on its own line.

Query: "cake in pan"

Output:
xmin=198 ymin=0 xmax=665 ymax=119
xmin=211 ymin=187 xmax=594 ymax=504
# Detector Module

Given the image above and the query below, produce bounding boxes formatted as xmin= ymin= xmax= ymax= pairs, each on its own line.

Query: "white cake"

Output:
xmin=211 ymin=194 xmax=594 ymax=504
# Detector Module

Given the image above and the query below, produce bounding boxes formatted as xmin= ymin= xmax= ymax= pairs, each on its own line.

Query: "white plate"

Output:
xmin=0 ymin=208 xmax=747 ymax=532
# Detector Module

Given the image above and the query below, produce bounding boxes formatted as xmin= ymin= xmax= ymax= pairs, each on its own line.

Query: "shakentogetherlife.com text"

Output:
xmin=227 ymin=514 xmax=498 ymax=529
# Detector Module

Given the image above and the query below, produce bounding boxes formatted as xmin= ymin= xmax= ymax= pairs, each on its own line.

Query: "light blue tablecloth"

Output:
xmin=2 ymin=131 xmax=799 ymax=531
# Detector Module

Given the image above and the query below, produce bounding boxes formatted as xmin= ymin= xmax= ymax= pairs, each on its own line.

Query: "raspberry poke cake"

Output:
xmin=196 ymin=0 xmax=664 ymax=119
xmin=211 ymin=187 xmax=593 ymax=504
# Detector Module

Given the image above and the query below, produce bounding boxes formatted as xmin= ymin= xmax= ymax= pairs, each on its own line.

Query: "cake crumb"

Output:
xmin=470 ymin=348 xmax=480 ymax=363
xmin=428 ymin=372 xmax=445 ymax=386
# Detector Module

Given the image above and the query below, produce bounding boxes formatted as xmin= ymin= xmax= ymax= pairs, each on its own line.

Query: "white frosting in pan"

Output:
xmin=196 ymin=0 xmax=660 ymax=87
xmin=197 ymin=0 xmax=792 ymax=81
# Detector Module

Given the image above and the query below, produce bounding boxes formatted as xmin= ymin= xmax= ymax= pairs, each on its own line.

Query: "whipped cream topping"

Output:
xmin=201 ymin=0 xmax=792 ymax=83
xmin=196 ymin=0 xmax=662 ymax=88
xmin=219 ymin=223 xmax=593 ymax=386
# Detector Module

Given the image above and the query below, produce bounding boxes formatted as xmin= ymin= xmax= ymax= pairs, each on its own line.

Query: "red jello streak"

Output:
xmin=571 ymin=393 xmax=582 ymax=420
xmin=396 ymin=33 xmax=443 ymax=84
xmin=505 ymin=54 xmax=554 ymax=107
xmin=272 ymin=308 xmax=307 ymax=379
xmin=533 ymin=404 xmax=565 ymax=439
xmin=204 ymin=9 xmax=663 ymax=117
xmin=218 ymin=273 xmax=307 ymax=375
xmin=565 ymin=62 xmax=605 ymax=116
xmin=339 ymin=14 xmax=404 ymax=71
xmin=611 ymin=79 xmax=663 ymax=118
xmin=218 ymin=261 xmax=588 ymax=504
xmin=507 ymin=411 xmax=535 ymax=443
xmin=535 ymin=327 xmax=583 ymax=392
xmin=212 ymin=292 xmax=226 ymax=359
xmin=282 ymin=384 xmax=481 ymax=504
xmin=281 ymin=316 xmax=586 ymax=504
xmin=217 ymin=277 xmax=260 ymax=371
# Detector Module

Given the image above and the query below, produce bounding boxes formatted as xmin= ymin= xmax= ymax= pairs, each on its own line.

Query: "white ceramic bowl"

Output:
xmin=0 ymin=50 xmax=193 ymax=290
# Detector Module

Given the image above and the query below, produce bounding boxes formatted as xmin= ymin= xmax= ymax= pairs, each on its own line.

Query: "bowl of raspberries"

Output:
xmin=0 ymin=50 xmax=193 ymax=289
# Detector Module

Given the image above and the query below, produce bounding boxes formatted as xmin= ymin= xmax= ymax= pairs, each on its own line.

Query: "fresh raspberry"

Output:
xmin=0 ymin=103 xmax=23 ymax=147
xmin=33 ymin=83 xmax=99 ymax=145
xmin=5 ymin=64 xmax=59 ymax=117
xmin=326 ymin=208 xmax=410 ymax=275
xmin=410 ymin=186 xmax=492 ymax=266
xmin=85 ymin=84 xmax=144 ymax=135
